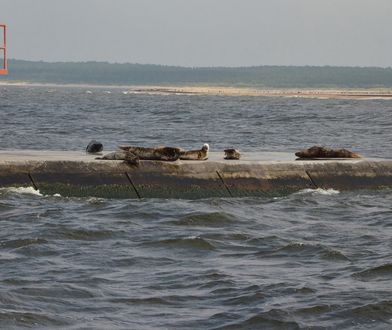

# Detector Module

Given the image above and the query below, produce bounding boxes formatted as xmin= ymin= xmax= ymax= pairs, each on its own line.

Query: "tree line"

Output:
xmin=4 ymin=59 xmax=392 ymax=88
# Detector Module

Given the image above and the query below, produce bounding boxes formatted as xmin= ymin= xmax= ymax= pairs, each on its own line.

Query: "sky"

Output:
xmin=2 ymin=0 xmax=392 ymax=67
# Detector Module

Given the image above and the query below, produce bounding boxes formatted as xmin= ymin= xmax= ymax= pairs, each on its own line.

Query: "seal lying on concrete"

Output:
xmin=86 ymin=140 xmax=103 ymax=153
xmin=295 ymin=146 xmax=361 ymax=159
xmin=124 ymin=152 xmax=140 ymax=165
xmin=96 ymin=150 xmax=127 ymax=160
xmin=118 ymin=146 xmax=182 ymax=161
xmin=179 ymin=144 xmax=209 ymax=161
xmin=96 ymin=150 xmax=140 ymax=165
xmin=224 ymin=148 xmax=241 ymax=160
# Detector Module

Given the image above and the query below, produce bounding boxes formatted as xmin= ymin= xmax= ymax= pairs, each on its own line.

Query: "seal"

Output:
xmin=118 ymin=146 xmax=182 ymax=161
xmin=96 ymin=150 xmax=127 ymax=160
xmin=295 ymin=146 xmax=361 ymax=159
xmin=179 ymin=144 xmax=209 ymax=161
xmin=124 ymin=152 xmax=140 ymax=166
xmin=96 ymin=150 xmax=140 ymax=165
xmin=224 ymin=148 xmax=241 ymax=160
xmin=86 ymin=140 xmax=103 ymax=153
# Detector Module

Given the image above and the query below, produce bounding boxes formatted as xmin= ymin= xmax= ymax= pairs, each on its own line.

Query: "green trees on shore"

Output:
xmin=4 ymin=59 xmax=392 ymax=88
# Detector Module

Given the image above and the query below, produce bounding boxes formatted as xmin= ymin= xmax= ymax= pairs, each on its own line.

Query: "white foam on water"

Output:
xmin=86 ymin=197 xmax=107 ymax=203
xmin=0 ymin=187 xmax=63 ymax=198
xmin=0 ymin=186 xmax=44 ymax=196
xmin=0 ymin=251 xmax=19 ymax=260
xmin=296 ymin=188 xmax=340 ymax=196
xmin=185 ymin=235 xmax=199 ymax=240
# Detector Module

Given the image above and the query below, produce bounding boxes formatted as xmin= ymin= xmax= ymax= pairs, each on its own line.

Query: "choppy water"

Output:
xmin=0 ymin=85 xmax=392 ymax=329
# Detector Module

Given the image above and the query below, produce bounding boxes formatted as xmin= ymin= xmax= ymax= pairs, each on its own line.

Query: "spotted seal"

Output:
xmin=179 ymin=144 xmax=209 ymax=161
xmin=118 ymin=145 xmax=182 ymax=161
xmin=224 ymin=148 xmax=241 ymax=160
xmin=295 ymin=146 xmax=361 ymax=159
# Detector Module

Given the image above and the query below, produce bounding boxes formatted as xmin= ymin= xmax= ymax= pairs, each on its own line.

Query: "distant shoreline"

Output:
xmin=1 ymin=81 xmax=392 ymax=100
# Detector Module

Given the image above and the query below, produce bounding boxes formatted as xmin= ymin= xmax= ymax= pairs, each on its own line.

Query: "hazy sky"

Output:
xmin=2 ymin=0 xmax=392 ymax=67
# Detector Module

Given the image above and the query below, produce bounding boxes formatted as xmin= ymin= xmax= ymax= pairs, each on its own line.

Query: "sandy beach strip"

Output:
xmin=131 ymin=86 xmax=392 ymax=100
xmin=1 ymin=81 xmax=392 ymax=99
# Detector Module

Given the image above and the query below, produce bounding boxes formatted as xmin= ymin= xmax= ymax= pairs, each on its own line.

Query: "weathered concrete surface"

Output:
xmin=0 ymin=150 xmax=391 ymax=198
xmin=304 ymin=161 xmax=392 ymax=190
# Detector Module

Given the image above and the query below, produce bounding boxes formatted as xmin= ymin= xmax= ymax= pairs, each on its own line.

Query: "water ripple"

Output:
xmin=353 ymin=264 xmax=392 ymax=281
xmin=1 ymin=86 xmax=392 ymax=329
xmin=168 ymin=212 xmax=236 ymax=227
xmin=144 ymin=236 xmax=217 ymax=251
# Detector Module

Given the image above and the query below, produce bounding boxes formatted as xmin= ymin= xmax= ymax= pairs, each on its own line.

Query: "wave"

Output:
xmin=352 ymin=263 xmax=392 ymax=281
xmin=13 ymin=284 xmax=95 ymax=299
xmin=110 ymin=296 xmax=175 ymax=306
xmin=0 ymin=238 xmax=48 ymax=249
xmin=0 ymin=186 xmax=62 ymax=198
xmin=292 ymin=304 xmax=337 ymax=316
xmin=0 ymin=251 xmax=19 ymax=261
xmin=53 ymin=227 xmax=115 ymax=241
xmin=295 ymin=188 xmax=340 ymax=196
xmin=169 ymin=212 xmax=235 ymax=227
xmin=339 ymin=300 xmax=392 ymax=323
xmin=0 ymin=186 xmax=43 ymax=196
xmin=0 ymin=310 xmax=70 ymax=327
xmin=212 ymin=312 xmax=300 ymax=330
xmin=257 ymin=241 xmax=349 ymax=261
xmin=144 ymin=236 xmax=216 ymax=251
xmin=221 ymin=291 xmax=264 ymax=306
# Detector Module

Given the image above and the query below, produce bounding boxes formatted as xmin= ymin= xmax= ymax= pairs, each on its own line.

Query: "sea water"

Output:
xmin=0 ymin=85 xmax=391 ymax=329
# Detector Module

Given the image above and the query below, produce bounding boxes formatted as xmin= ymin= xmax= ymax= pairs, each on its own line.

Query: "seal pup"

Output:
xmin=295 ymin=146 xmax=361 ymax=159
xmin=179 ymin=144 xmax=209 ymax=161
xmin=224 ymin=148 xmax=241 ymax=160
xmin=86 ymin=140 xmax=103 ymax=154
xmin=118 ymin=146 xmax=182 ymax=161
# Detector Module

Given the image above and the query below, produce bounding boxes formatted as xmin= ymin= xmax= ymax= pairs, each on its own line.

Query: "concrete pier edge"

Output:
xmin=0 ymin=150 xmax=391 ymax=198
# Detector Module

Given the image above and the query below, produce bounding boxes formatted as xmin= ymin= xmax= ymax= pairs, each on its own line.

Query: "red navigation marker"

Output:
xmin=0 ymin=24 xmax=7 ymax=75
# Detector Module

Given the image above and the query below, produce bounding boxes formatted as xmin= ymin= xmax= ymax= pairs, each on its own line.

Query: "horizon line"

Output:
xmin=8 ymin=58 xmax=392 ymax=70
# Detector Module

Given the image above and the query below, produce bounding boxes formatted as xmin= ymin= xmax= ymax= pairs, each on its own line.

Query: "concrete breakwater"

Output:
xmin=0 ymin=150 xmax=391 ymax=199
